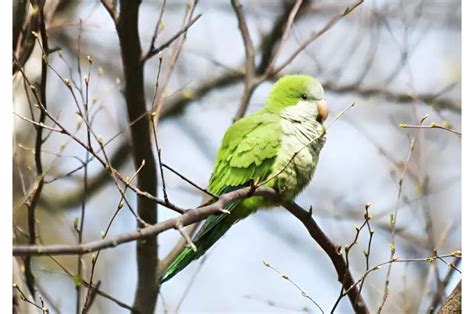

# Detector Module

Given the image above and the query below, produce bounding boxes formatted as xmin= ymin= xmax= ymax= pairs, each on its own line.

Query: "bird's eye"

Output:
xmin=301 ymin=94 xmax=308 ymax=100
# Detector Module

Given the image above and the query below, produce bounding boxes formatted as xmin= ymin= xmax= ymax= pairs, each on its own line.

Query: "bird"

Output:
xmin=160 ymin=74 xmax=328 ymax=283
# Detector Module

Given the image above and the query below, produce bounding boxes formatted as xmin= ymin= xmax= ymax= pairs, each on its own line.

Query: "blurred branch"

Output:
xmin=232 ymin=0 xmax=363 ymax=120
xmin=143 ymin=0 xmax=167 ymax=63
xmin=264 ymin=0 xmax=303 ymax=74
xmin=269 ymin=0 xmax=364 ymax=75
xmin=231 ymin=0 xmax=256 ymax=120
xmin=323 ymin=81 xmax=461 ymax=113
xmin=142 ymin=13 xmax=202 ymax=63
xmin=42 ymin=142 xmax=131 ymax=209
xmin=99 ymin=0 xmax=117 ymax=21
xmin=12 ymin=0 xmax=64 ymax=75
xmin=22 ymin=0 xmax=50 ymax=297
xmin=13 ymin=0 xmax=41 ymax=75
xmin=400 ymin=122 xmax=461 ymax=137
xmin=13 ymin=0 xmax=28 ymax=56
xmin=152 ymin=1 xmax=198 ymax=121
xmin=257 ymin=0 xmax=310 ymax=74
xmin=438 ymin=280 xmax=461 ymax=314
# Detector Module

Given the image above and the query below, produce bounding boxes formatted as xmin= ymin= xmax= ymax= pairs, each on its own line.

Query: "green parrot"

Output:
xmin=160 ymin=74 xmax=328 ymax=283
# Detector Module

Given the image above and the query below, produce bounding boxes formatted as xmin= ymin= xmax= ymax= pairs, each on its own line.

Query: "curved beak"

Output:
xmin=316 ymin=99 xmax=328 ymax=123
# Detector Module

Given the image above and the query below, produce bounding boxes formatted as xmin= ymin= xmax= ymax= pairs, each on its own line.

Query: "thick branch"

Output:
xmin=13 ymin=186 xmax=258 ymax=256
xmin=14 ymin=186 xmax=369 ymax=313
xmin=115 ymin=0 xmax=158 ymax=312
xmin=257 ymin=190 xmax=370 ymax=314
xmin=438 ymin=280 xmax=461 ymax=314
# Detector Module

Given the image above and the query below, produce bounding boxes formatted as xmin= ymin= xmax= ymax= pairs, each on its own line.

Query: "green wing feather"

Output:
xmin=160 ymin=111 xmax=282 ymax=283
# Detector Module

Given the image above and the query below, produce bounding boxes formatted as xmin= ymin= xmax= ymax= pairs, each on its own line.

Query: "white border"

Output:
xmin=462 ymin=0 xmax=470 ymax=312
xmin=1 ymin=0 xmax=13 ymax=312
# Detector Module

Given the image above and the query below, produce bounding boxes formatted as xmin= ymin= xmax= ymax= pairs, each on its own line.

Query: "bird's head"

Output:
xmin=265 ymin=74 xmax=328 ymax=123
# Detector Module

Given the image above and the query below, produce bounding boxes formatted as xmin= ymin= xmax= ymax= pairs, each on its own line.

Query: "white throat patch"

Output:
xmin=280 ymin=100 xmax=318 ymax=123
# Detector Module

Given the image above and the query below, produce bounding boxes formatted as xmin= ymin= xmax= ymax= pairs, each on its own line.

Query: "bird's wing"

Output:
xmin=194 ymin=111 xmax=282 ymax=241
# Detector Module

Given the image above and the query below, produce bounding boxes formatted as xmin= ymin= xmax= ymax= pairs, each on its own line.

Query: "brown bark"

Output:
xmin=116 ymin=1 xmax=159 ymax=312
xmin=438 ymin=280 xmax=461 ymax=314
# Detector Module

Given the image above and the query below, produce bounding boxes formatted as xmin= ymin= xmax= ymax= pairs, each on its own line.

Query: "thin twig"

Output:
xmin=399 ymin=123 xmax=461 ymax=137
xmin=13 ymin=283 xmax=47 ymax=312
xmin=264 ymin=0 xmax=303 ymax=75
xmin=263 ymin=260 xmax=324 ymax=313
xmin=83 ymin=161 xmax=145 ymax=313
xmin=271 ymin=0 xmax=364 ymax=75
xmin=331 ymin=204 xmax=372 ymax=313
xmin=342 ymin=251 xmax=462 ymax=299
xmin=47 ymin=255 xmax=136 ymax=311
xmin=142 ymin=14 xmax=202 ymax=63
xmin=143 ymin=0 xmax=167 ymax=61
xmin=377 ymin=134 xmax=418 ymax=313
xmin=162 ymin=163 xmax=217 ymax=199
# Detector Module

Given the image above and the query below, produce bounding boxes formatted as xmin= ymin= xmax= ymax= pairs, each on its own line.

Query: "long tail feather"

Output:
xmin=160 ymin=186 xmax=250 ymax=283
xmin=160 ymin=217 xmax=234 ymax=283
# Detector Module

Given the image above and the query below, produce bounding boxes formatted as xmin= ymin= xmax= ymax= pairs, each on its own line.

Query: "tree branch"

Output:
xmin=270 ymin=0 xmax=364 ymax=76
xmin=13 ymin=185 xmax=258 ymax=256
xmin=323 ymin=81 xmax=461 ymax=113
xmin=258 ymin=190 xmax=370 ymax=314
xmin=438 ymin=280 xmax=461 ymax=314
xmin=231 ymin=0 xmax=257 ymax=121
xmin=142 ymin=13 xmax=202 ymax=64
xmin=14 ymin=186 xmax=369 ymax=313
xmin=115 ymin=0 xmax=158 ymax=312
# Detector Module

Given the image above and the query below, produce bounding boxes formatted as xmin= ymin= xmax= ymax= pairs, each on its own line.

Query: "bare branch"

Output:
xmin=323 ymin=81 xmax=461 ymax=113
xmin=231 ymin=0 xmax=257 ymax=121
xmin=142 ymin=14 xmax=202 ymax=63
xmin=263 ymin=260 xmax=324 ymax=313
xmin=264 ymin=0 xmax=303 ymax=75
xmin=100 ymin=0 xmax=116 ymax=22
xmin=400 ymin=123 xmax=461 ymax=137
xmin=13 ymin=185 xmax=260 ymax=256
xmin=271 ymin=0 xmax=364 ymax=75
xmin=378 ymin=134 xmax=417 ymax=313
xmin=14 ymin=186 xmax=370 ymax=313
xmin=274 ymin=196 xmax=370 ymax=313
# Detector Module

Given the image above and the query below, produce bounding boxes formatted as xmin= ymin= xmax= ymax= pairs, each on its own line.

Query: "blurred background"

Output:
xmin=13 ymin=0 xmax=461 ymax=313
